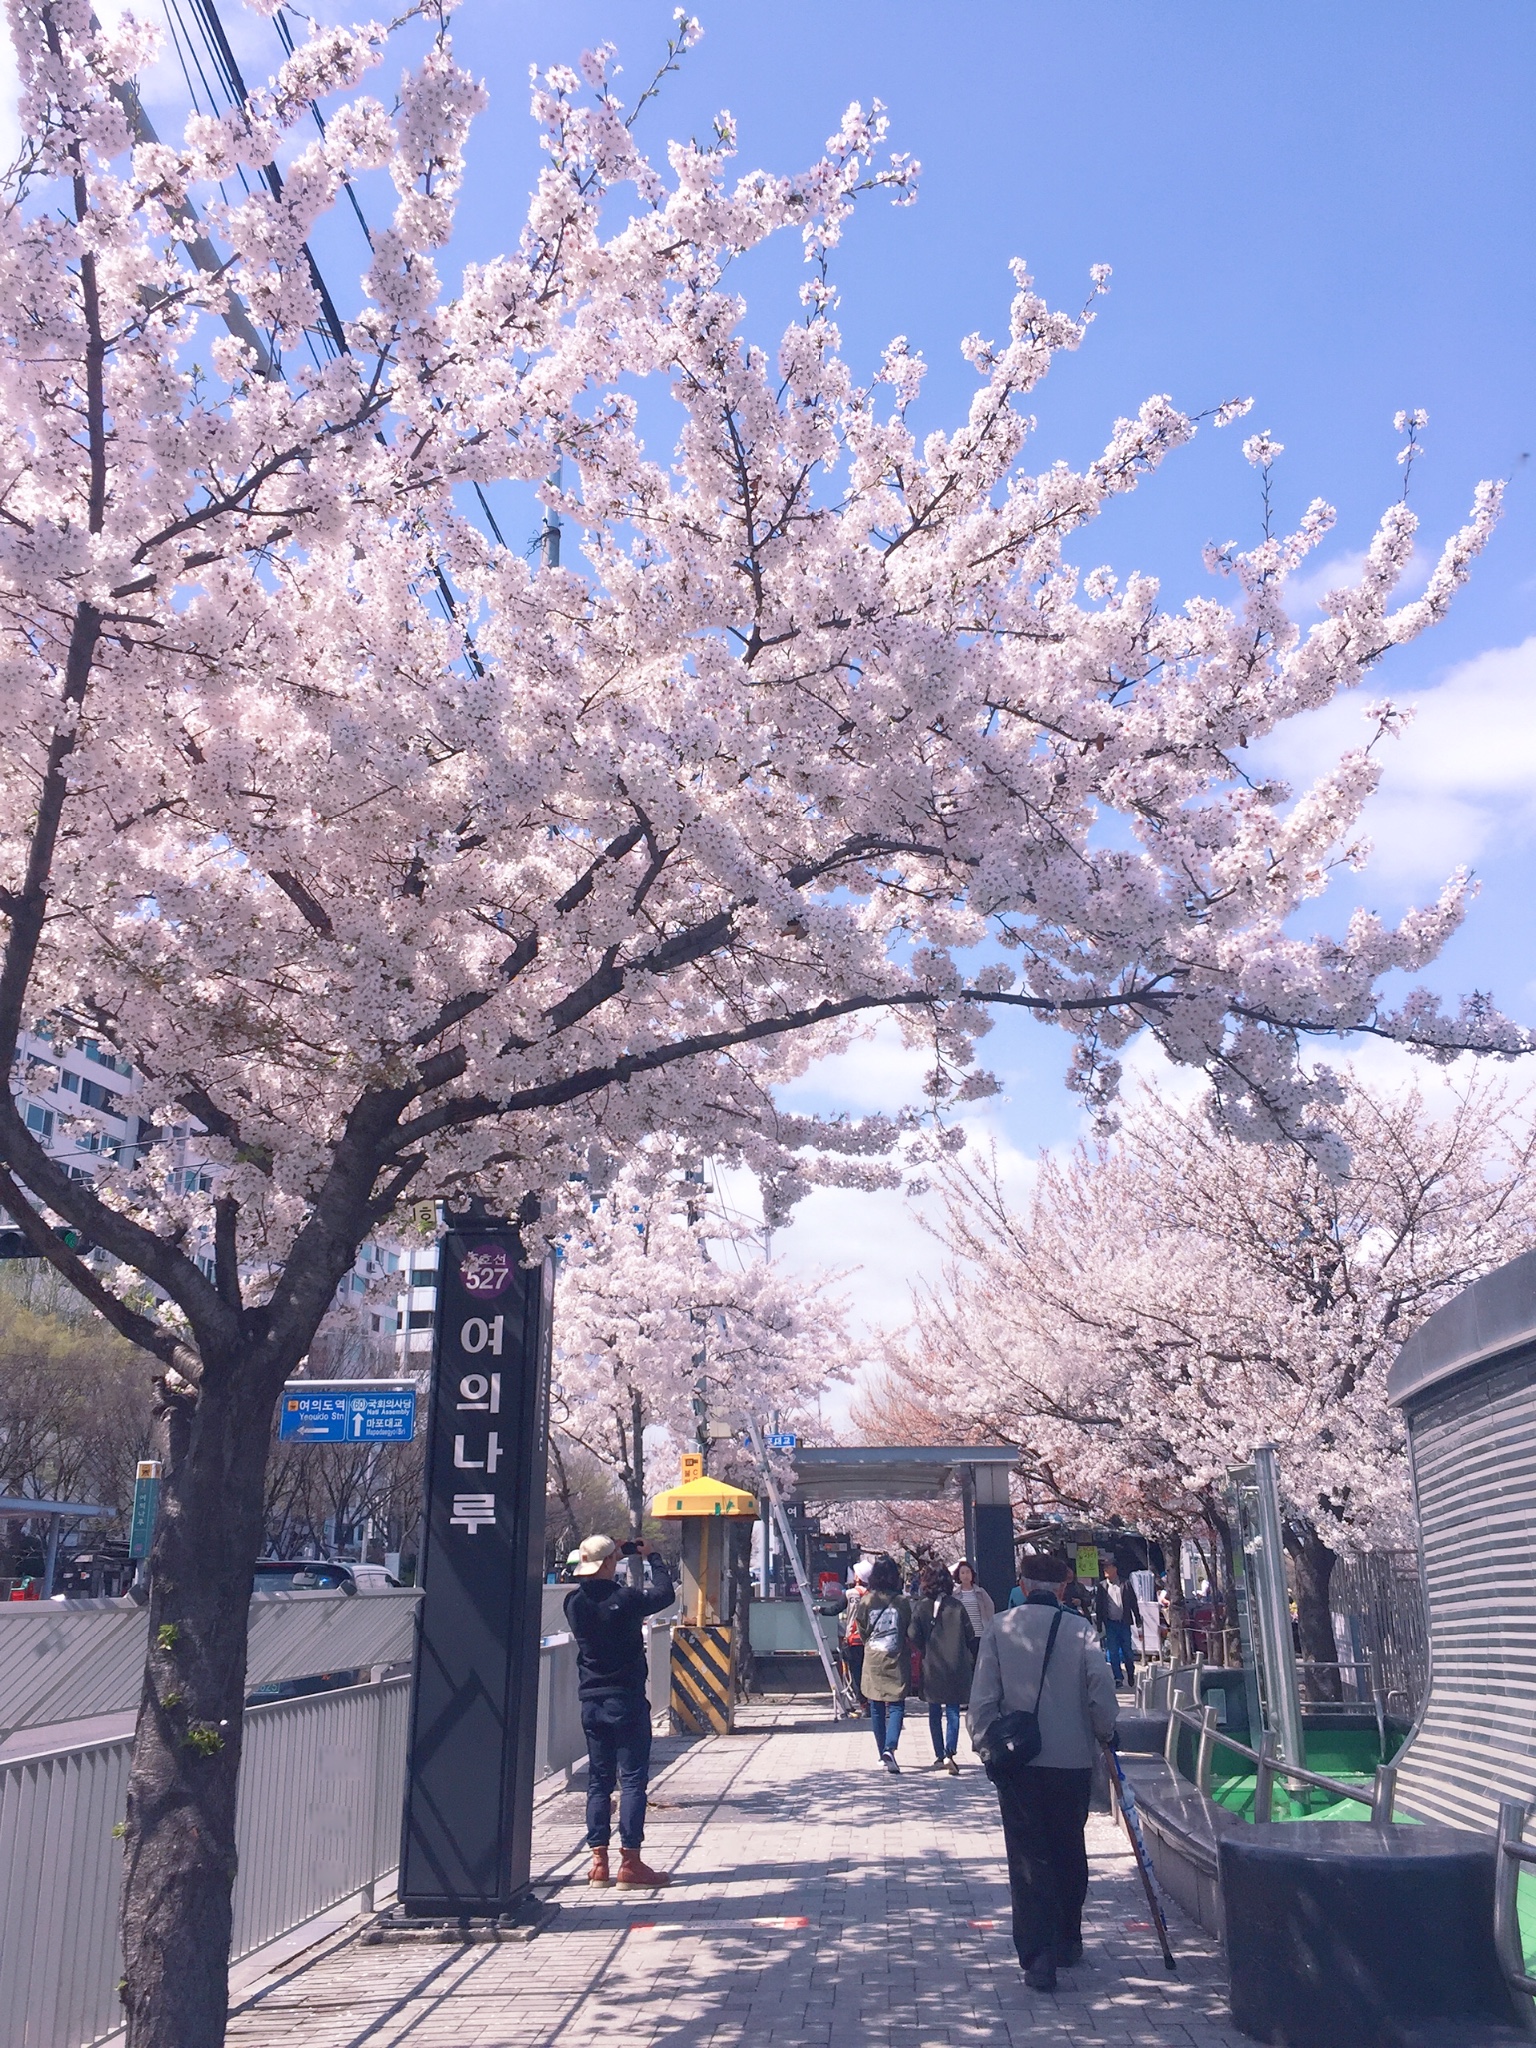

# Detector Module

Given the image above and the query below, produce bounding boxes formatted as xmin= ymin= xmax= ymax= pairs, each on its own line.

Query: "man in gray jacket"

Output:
xmin=968 ymin=1549 xmax=1120 ymax=1990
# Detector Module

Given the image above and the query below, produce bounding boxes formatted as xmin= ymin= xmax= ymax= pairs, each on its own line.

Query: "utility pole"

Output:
xmin=540 ymin=459 xmax=563 ymax=569
xmin=684 ymin=1164 xmax=708 ymax=1470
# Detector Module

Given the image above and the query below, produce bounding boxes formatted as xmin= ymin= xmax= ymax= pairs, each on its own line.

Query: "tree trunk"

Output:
xmin=1285 ymin=1521 xmax=1341 ymax=1704
xmin=1205 ymin=1501 xmax=1240 ymax=1668
xmin=731 ymin=1519 xmax=756 ymax=1700
xmin=1159 ymin=1527 xmax=1192 ymax=1665
xmin=119 ymin=1361 xmax=282 ymax=2048
xmin=626 ymin=1390 xmax=645 ymax=1586
xmin=547 ymin=1432 xmax=581 ymax=1569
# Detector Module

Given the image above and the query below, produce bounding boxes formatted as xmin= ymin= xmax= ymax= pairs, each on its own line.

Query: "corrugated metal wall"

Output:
xmin=0 ymin=1589 xmax=420 ymax=1737
xmin=0 ymin=1736 xmax=130 ymax=2048
xmin=1394 ymin=1347 xmax=1536 ymax=1830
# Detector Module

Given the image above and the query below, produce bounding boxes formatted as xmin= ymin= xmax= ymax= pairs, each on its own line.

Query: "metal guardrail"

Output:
xmin=0 ymin=1620 xmax=677 ymax=2048
xmin=0 ymin=1674 xmax=410 ymax=2048
xmin=1163 ymin=1698 xmax=1398 ymax=1824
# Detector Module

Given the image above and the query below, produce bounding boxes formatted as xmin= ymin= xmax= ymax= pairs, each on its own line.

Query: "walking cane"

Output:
xmin=1101 ymin=1740 xmax=1177 ymax=1972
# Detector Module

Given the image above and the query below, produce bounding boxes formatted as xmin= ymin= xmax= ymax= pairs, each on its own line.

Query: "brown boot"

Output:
xmin=587 ymin=1847 xmax=612 ymax=1886
xmin=615 ymin=1848 xmax=671 ymax=1889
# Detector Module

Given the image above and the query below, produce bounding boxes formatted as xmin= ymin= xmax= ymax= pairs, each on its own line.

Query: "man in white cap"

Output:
xmin=564 ymin=1534 xmax=676 ymax=1888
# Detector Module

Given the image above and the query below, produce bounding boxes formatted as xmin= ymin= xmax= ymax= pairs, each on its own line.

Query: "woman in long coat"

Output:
xmin=854 ymin=1555 xmax=913 ymax=1773
xmin=911 ymin=1562 xmax=979 ymax=1773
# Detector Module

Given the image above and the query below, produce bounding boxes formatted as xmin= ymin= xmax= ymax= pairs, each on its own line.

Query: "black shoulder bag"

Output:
xmin=980 ymin=1606 xmax=1064 ymax=1780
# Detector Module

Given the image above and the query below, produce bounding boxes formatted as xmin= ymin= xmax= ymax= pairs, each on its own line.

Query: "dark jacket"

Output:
xmin=912 ymin=1593 xmax=979 ymax=1704
xmin=565 ymin=1559 xmax=676 ymax=1701
xmin=1093 ymin=1577 xmax=1142 ymax=1631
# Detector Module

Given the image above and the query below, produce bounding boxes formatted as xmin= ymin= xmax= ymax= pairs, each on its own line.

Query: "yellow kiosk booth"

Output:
xmin=648 ymin=1453 xmax=758 ymax=1735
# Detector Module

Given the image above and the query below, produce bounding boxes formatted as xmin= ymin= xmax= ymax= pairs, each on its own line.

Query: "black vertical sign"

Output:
xmin=399 ymin=1213 xmax=553 ymax=1916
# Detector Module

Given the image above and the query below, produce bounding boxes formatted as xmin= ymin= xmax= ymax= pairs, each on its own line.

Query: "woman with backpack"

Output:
xmin=912 ymin=1563 xmax=979 ymax=1773
xmin=854 ymin=1555 xmax=912 ymax=1772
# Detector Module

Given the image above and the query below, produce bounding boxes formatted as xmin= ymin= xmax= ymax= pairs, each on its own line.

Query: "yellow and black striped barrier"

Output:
xmin=670 ymin=1623 xmax=734 ymax=1735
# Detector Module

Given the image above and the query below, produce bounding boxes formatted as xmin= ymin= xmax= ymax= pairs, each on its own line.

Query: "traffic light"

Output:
xmin=0 ymin=1227 xmax=95 ymax=1259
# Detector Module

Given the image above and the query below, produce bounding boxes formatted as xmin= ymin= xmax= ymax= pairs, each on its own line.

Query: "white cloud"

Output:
xmin=774 ymin=1018 xmax=929 ymax=1117
xmin=709 ymin=1020 xmax=1044 ymax=1423
xmin=1116 ymin=1028 xmax=1212 ymax=1107
xmin=1257 ymin=636 xmax=1536 ymax=888
xmin=1282 ymin=545 xmax=1429 ymax=617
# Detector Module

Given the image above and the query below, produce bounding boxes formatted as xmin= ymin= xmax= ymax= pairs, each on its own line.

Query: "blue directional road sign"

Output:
xmin=766 ymin=1432 xmax=798 ymax=1450
xmin=279 ymin=1380 xmax=418 ymax=1443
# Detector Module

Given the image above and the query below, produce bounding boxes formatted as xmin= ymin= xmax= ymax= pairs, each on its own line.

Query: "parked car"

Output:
xmin=252 ymin=1559 xmax=400 ymax=1595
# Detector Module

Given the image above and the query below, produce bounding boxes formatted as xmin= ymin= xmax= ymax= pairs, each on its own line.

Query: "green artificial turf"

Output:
xmin=1519 ymin=1870 xmax=1536 ymax=1976
xmin=1200 ymin=1724 xmax=1404 ymax=1825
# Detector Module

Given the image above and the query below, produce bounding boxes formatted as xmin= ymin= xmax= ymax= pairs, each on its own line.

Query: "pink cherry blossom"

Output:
xmin=0 ymin=9 xmax=1518 ymax=2034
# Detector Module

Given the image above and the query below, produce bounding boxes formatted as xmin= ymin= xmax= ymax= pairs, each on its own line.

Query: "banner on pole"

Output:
xmin=128 ymin=1459 xmax=161 ymax=1561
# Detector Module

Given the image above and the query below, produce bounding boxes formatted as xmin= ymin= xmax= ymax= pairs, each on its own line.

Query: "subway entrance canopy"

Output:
xmin=788 ymin=1445 xmax=1018 ymax=1501
xmin=787 ymin=1445 xmax=1019 ymax=1610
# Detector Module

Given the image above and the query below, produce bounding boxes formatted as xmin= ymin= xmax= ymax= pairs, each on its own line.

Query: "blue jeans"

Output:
xmin=929 ymin=1702 xmax=960 ymax=1757
xmin=870 ymin=1698 xmax=905 ymax=1756
xmin=1103 ymin=1619 xmax=1136 ymax=1687
xmin=582 ymin=1694 xmax=653 ymax=1849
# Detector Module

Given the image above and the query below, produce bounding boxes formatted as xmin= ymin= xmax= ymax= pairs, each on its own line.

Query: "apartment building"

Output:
xmin=395 ymin=1243 xmax=439 ymax=1358
xmin=5 ymin=1023 xmax=408 ymax=1316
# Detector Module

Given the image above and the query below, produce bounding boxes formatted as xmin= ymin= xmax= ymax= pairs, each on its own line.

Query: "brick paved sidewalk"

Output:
xmin=227 ymin=1700 xmax=1243 ymax=2047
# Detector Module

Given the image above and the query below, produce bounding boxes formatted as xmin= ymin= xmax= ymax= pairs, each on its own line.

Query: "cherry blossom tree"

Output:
xmin=0 ymin=3 xmax=1521 ymax=2036
xmin=552 ymin=1163 xmax=849 ymax=1535
xmin=898 ymin=1073 xmax=1536 ymax=1683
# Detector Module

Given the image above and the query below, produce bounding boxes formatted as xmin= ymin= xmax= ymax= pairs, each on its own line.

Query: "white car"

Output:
xmin=252 ymin=1559 xmax=401 ymax=1595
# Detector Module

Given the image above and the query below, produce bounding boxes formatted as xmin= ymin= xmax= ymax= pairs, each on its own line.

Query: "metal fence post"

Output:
xmin=1164 ymin=1703 xmax=1183 ymax=1774
xmin=1196 ymin=1706 xmax=1218 ymax=1798
xmin=1253 ymin=1729 xmax=1276 ymax=1824
xmin=1371 ymin=1761 xmax=1398 ymax=1825
xmin=1493 ymin=1800 xmax=1536 ymax=2040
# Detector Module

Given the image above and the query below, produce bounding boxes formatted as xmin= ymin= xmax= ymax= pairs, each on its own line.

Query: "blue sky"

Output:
xmin=18 ymin=1 xmax=1535 ymax=1351
xmin=459 ymin=2 xmax=1533 ymax=1342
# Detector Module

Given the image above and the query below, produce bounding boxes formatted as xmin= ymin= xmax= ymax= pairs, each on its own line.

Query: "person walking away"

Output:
xmin=565 ymin=1534 xmax=676 ymax=1888
xmin=840 ymin=1558 xmax=872 ymax=1712
xmin=969 ymin=1550 xmax=1119 ymax=1990
xmin=1094 ymin=1559 xmax=1142 ymax=1690
xmin=855 ymin=1556 xmax=912 ymax=1772
xmin=912 ymin=1563 xmax=978 ymax=1773
xmin=954 ymin=1558 xmax=995 ymax=1637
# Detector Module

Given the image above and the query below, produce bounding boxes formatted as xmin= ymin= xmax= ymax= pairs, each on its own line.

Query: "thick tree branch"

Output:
xmin=0 ymin=1158 xmax=193 ymax=1370
xmin=388 ymin=978 xmax=1179 ymax=1150
xmin=0 ymin=1093 xmax=235 ymax=1336
xmin=269 ymin=870 xmax=334 ymax=938
xmin=213 ymin=1195 xmax=242 ymax=1311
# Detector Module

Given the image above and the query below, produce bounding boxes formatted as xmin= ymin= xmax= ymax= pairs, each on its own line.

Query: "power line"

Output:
xmin=155 ymin=0 xmax=515 ymax=660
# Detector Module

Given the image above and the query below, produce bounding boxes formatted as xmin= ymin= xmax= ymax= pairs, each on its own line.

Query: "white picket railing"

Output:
xmin=0 ymin=1619 xmax=677 ymax=2048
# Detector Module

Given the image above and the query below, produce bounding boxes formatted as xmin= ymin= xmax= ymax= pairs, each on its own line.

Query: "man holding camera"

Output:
xmin=565 ymin=1533 xmax=677 ymax=1888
